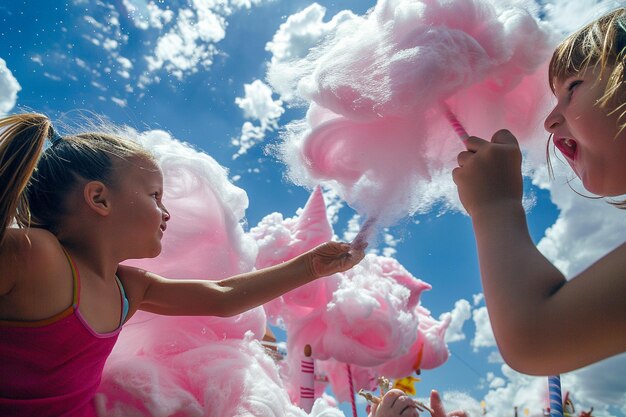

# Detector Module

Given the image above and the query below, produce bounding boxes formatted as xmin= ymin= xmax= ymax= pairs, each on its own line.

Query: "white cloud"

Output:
xmin=441 ymin=299 xmax=472 ymax=343
xmin=233 ymin=79 xmax=284 ymax=158
xmin=541 ymin=0 xmax=623 ymax=36
xmin=472 ymin=293 xmax=484 ymax=307
xmin=145 ymin=7 xmax=225 ymax=79
xmin=0 ymin=58 xmax=21 ymax=115
xmin=535 ymin=171 xmax=626 ymax=277
xmin=143 ymin=1 xmax=272 ymax=81
xmin=111 ymin=97 xmax=127 ymax=107
xmin=122 ymin=0 xmax=175 ymax=30
xmin=528 ymin=167 xmax=626 ymax=416
xmin=471 ymin=306 xmax=496 ymax=352
xmin=321 ymin=186 xmax=345 ymax=226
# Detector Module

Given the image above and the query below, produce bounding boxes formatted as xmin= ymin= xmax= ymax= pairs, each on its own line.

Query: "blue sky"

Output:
xmin=1 ymin=0 xmax=626 ymax=416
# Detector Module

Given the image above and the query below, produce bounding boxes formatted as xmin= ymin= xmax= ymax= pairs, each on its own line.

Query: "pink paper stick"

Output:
xmin=347 ymin=364 xmax=358 ymax=417
xmin=441 ymin=103 xmax=469 ymax=144
xmin=299 ymin=344 xmax=315 ymax=412
xmin=351 ymin=217 xmax=376 ymax=249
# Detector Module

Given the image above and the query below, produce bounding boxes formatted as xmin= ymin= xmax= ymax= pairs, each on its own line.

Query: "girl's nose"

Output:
xmin=544 ymin=106 xmax=563 ymax=132
xmin=162 ymin=206 xmax=171 ymax=221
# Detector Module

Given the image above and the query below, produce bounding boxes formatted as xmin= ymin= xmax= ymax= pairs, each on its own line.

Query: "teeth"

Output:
xmin=564 ymin=138 xmax=574 ymax=147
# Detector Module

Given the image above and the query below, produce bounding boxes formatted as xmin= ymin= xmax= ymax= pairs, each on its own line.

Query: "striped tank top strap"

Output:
xmin=61 ymin=248 xmax=81 ymax=309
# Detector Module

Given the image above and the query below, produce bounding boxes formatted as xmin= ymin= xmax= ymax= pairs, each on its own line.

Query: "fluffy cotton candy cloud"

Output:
xmin=250 ymin=187 xmax=449 ymax=404
xmin=266 ymin=3 xmax=359 ymax=102
xmin=233 ymin=79 xmax=285 ymax=158
xmin=0 ymin=58 xmax=21 ymax=115
xmin=270 ymin=0 xmax=558 ymax=230
xmin=98 ymin=333 xmax=326 ymax=417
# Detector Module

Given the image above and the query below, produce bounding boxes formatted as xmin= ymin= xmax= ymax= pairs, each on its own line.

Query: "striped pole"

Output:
xmin=548 ymin=375 xmax=563 ymax=417
xmin=441 ymin=103 xmax=470 ymax=145
xmin=347 ymin=364 xmax=358 ymax=417
xmin=299 ymin=344 xmax=315 ymax=412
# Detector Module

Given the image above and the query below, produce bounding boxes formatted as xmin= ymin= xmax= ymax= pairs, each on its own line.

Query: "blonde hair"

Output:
xmin=0 ymin=112 xmax=153 ymax=244
xmin=549 ymin=7 xmax=626 ymax=132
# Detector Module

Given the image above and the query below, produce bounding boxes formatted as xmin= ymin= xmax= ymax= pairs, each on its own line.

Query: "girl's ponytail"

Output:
xmin=0 ymin=113 xmax=50 ymax=244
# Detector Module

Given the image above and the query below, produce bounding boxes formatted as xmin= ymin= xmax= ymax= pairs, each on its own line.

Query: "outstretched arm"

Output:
xmin=453 ymin=130 xmax=626 ymax=374
xmin=118 ymin=241 xmax=365 ymax=319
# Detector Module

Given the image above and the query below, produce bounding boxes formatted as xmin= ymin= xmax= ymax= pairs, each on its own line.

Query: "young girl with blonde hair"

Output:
xmin=0 ymin=113 xmax=366 ymax=416
xmin=453 ymin=7 xmax=626 ymax=375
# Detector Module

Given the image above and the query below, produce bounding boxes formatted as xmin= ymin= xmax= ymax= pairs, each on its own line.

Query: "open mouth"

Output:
xmin=160 ymin=224 xmax=167 ymax=232
xmin=554 ymin=137 xmax=577 ymax=160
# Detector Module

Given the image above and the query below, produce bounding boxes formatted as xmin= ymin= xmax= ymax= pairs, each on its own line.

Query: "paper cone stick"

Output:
xmin=299 ymin=344 xmax=315 ymax=412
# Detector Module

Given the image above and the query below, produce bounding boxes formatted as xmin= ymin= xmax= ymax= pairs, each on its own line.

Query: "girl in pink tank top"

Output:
xmin=0 ymin=251 xmax=127 ymax=417
xmin=0 ymin=114 xmax=365 ymax=416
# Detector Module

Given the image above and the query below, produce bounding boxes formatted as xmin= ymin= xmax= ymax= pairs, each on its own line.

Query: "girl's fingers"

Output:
xmin=491 ymin=129 xmax=519 ymax=146
xmin=429 ymin=390 xmax=447 ymax=417
xmin=456 ymin=150 xmax=474 ymax=167
xmin=463 ymin=135 xmax=488 ymax=151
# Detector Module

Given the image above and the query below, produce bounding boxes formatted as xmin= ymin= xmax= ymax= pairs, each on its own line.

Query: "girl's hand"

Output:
xmin=452 ymin=129 xmax=523 ymax=217
xmin=307 ymin=241 xmax=366 ymax=278
xmin=369 ymin=389 xmax=420 ymax=417
xmin=429 ymin=390 xmax=468 ymax=417
xmin=368 ymin=389 xmax=468 ymax=417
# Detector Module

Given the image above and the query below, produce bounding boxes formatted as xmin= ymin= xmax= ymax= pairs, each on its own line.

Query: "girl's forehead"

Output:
xmin=116 ymin=157 xmax=163 ymax=182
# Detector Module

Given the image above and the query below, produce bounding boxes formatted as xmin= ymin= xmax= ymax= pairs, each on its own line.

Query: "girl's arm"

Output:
xmin=453 ymin=130 xmax=626 ymax=374
xmin=118 ymin=241 xmax=364 ymax=318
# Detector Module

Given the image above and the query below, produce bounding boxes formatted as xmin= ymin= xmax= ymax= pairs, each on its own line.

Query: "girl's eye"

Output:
xmin=152 ymin=192 xmax=160 ymax=200
xmin=567 ymin=80 xmax=582 ymax=99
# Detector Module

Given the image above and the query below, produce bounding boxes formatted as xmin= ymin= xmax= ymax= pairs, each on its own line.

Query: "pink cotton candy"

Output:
xmin=97 ymin=129 xmax=271 ymax=416
xmin=97 ymin=129 xmax=451 ymax=415
xmin=98 ymin=334 xmax=315 ymax=417
xmin=249 ymin=187 xmax=449 ymax=405
xmin=272 ymin=0 xmax=557 ymax=224
xmin=251 ymin=187 xmax=335 ymax=323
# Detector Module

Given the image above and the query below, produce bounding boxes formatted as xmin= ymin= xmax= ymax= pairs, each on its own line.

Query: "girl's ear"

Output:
xmin=83 ymin=181 xmax=111 ymax=216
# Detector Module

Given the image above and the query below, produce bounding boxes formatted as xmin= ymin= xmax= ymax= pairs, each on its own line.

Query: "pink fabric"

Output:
xmin=0 ymin=288 xmax=120 ymax=416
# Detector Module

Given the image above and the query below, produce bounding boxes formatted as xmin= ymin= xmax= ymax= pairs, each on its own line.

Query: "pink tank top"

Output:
xmin=0 ymin=251 xmax=125 ymax=417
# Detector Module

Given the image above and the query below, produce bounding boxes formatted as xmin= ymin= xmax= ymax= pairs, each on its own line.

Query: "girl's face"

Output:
xmin=544 ymin=67 xmax=626 ymax=196
xmin=111 ymin=158 xmax=170 ymax=259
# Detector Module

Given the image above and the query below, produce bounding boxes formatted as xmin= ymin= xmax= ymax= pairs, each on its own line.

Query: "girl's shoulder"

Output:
xmin=0 ymin=227 xmax=67 ymax=295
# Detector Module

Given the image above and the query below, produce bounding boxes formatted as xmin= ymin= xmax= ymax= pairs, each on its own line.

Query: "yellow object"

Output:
xmin=392 ymin=376 xmax=421 ymax=396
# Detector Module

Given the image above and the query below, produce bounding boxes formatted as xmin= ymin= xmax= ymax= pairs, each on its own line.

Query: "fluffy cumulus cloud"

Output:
xmin=233 ymin=79 xmax=285 ymax=158
xmin=137 ymin=0 xmax=273 ymax=81
xmin=54 ymin=1 xmax=272 ymax=95
xmin=541 ymin=0 xmax=624 ymax=35
xmin=0 ymin=58 xmax=21 ymax=115
xmin=470 ymin=306 xmax=497 ymax=353
xmin=441 ymin=299 xmax=472 ymax=343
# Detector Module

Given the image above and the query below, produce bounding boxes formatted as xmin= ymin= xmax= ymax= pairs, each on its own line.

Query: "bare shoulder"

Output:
xmin=116 ymin=265 xmax=164 ymax=311
xmin=0 ymin=228 xmax=67 ymax=295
